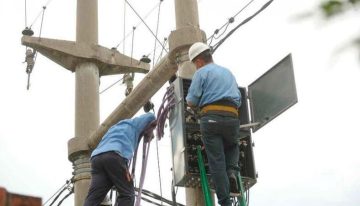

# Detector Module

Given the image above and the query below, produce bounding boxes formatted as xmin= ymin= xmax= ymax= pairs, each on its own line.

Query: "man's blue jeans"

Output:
xmin=200 ymin=113 xmax=240 ymax=206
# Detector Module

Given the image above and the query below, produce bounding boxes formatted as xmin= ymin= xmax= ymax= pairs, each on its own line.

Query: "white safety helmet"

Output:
xmin=188 ymin=42 xmax=210 ymax=62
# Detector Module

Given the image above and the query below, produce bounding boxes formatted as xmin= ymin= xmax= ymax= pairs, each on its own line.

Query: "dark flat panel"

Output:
xmin=248 ymin=54 xmax=298 ymax=132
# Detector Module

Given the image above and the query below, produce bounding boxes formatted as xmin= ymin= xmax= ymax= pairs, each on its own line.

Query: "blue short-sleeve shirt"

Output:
xmin=186 ymin=63 xmax=241 ymax=108
xmin=91 ymin=113 xmax=156 ymax=161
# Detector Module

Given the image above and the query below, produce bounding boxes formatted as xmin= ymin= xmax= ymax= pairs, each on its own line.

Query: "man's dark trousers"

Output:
xmin=200 ymin=113 xmax=240 ymax=206
xmin=84 ymin=151 xmax=134 ymax=206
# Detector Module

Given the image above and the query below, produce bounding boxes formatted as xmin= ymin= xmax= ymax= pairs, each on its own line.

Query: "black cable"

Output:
xmin=42 ymin=180 xmax=69 ymax=206
xmin=171 ymin=180 xmax=177 ymax=206
xmin=56 ymin=187 xmax=74 ymax=206
xmin=48 ymin=186 xmax=68 ymax=206
xmin=212 ymin=0 xmax=274 ymax=53
xmin=213 ymin=21 xmax=231 ymax=40
xmin=137 ymin=188 xmax=185 ymax=206
xmin=124 ymin=0 xmax=168 ymax=53
xmin=141 ymin=196 xmax=163 ymax=206
xmin=207 ymin=0 xmax=256 ymax=42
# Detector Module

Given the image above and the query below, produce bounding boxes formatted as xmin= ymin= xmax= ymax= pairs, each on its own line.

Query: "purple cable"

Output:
xmin=134 ymin=141 xmax=151 ymax=206
xmin=156 ymin=85 xmax=176 ymax=139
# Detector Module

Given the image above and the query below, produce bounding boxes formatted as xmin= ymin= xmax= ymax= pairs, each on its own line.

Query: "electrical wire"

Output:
xmin=152 ymin=0 xmax=164 ymax=67
xmin=131 ymin=26 xmax=136 ymax=65
xmin=156 ymin=84 xmax=176 ymax=139
xmin=156 ymin=38 xmax=168 ymax=64
xmin=136 ymin=188 xmax=185 ymax=206
xmin=212 ymin=0 xmax=274 ymax=53
xmin=140 ymin=196 xmax=163 ymax=206
xmin=42 ymin=180 xmax=70 ymax=206
xmin=115 ymin=1 xmax=162 ymax=49
xmin=155 ymin=137 xmax=164 ymax=205
xmin=134 ymin=140 xmax=151 ymax=206
xmin=29 ymin=0 xmax=55 ymax=29
xmin=123 ymin=0 xmax=126 ymax=54
xmin=152 ymin=3 xmax=165 ymax=201
xmin=56 ymin=187 xmax=74 ymax=206
xmin=38 ymin=6 xmax=46 ymax=38
xmin=124 ymin=0 xmax=168 ymax=53
xmin=207 ymin=0 xmax=256 ymax=42
xmin=48 ymin=186 xmax=67 ymax=206
xmin=99 ymin=76 xmax=125 ymax=94
xmin=46 ymin=179 xmax=73 ymax=206
xmin=25 ymin=0 xmax=28 ymax=27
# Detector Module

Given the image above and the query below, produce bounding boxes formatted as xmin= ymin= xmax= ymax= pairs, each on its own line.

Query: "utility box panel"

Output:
xmin=248 ymin=54 xmax=298 ymax=132
xmin=169 ymin=77 xmax=257 ymax=190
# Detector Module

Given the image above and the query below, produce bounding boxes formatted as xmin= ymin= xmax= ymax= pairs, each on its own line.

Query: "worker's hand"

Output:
xmin=142 ymin=120 xmax=157 ymax=143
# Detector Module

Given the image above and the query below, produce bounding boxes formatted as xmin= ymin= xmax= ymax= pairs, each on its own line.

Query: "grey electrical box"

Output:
xmin=248 ymin=54 xmax=298 ymax=132
xmin=169 ymin=77 xmax=257 ymax=190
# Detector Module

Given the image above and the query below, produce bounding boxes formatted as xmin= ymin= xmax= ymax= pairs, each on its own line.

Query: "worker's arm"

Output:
xmin=186 ymin=72 xmax=202 ymax=108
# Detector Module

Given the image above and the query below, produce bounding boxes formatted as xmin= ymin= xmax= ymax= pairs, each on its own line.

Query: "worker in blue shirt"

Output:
xmin=186 ymin=42 xmax=241 ymax=206
xmin=84 ymin=112 xmax=156 ymax=206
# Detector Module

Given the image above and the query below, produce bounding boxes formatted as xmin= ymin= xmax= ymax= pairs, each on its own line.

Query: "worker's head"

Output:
xmin=188 ymin=42 xmax=213 ymax=69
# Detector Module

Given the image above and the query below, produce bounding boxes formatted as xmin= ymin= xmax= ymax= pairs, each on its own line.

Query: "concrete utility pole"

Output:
xmin=88 ymin=0 xmax=210 ymax=205
xmin=173 ymin=1 xmax=211 ymax=205
xmin=22 ymin=0 xmax=149 ymax=205
xmin=72 ymin=1 xmax=99 ymax=205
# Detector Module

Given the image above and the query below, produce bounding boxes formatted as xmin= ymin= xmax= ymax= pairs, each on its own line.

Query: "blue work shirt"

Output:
xmin=186 ymin=63 xmax=241 ymax=108
xmin=91 ymin=113 xmax=156 ymax=161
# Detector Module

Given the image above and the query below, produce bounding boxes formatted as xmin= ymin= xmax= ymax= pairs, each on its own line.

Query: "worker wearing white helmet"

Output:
xmin=186 ymin=42 xmax=242 ymax=206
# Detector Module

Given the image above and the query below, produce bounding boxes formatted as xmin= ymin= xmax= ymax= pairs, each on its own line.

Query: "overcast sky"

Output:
xmin=1 ymin=0 xmax=360 ymax=205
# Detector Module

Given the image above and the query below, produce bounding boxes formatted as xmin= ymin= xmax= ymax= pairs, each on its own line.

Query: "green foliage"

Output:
xmin=320 ymin=0 xmax=360 ymax=17
xmin=321 ymin=0 xmax=344 ymax=17
xmin=349 ymin=0 xmax=360 ymax=5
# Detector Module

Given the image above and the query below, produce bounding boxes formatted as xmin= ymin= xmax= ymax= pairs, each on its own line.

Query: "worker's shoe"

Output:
xmin=229 ymin=174 xmax=241 ymax=197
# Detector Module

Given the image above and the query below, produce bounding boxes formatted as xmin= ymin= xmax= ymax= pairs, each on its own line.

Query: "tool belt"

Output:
xmin=200 ymin=105 xmax=239 ymax=116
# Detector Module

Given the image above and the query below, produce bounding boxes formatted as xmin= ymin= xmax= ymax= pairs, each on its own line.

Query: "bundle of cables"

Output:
xmin=156 ymin=84 xmax=176 ymax=139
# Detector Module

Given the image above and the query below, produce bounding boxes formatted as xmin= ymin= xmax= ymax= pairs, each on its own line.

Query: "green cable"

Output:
xmin=197 ymin=146 xmax=213 ymax=206
xmin=236 ymin=172 xmax=247 ymax=206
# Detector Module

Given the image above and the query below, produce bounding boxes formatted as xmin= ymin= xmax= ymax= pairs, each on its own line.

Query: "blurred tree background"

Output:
xmin=319 ymin=0 xmax=360 ymax=59
xmin=320 ymin=0 xmax=360 ymax=17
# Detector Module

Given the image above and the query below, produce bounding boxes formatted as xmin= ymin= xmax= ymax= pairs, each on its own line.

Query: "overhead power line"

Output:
xmin=152 ymin=0 xmax=164 ymax=67
xmin=25 ymin=0 xmax=28 ymax=27
xmin=29 ymin=0 xmax=55 ymax=28
xmin=115 ymin=0 xmax=163 ymax=49
xmin=207 ymin=0 xmax=256 ymax=44
xmin=124 ymin=0 xmax=168 ymax=53
xmin=99 ymin=76 xmax=125 ymax=94
xmin=212 ymin=0 xmax=274 ymax=53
